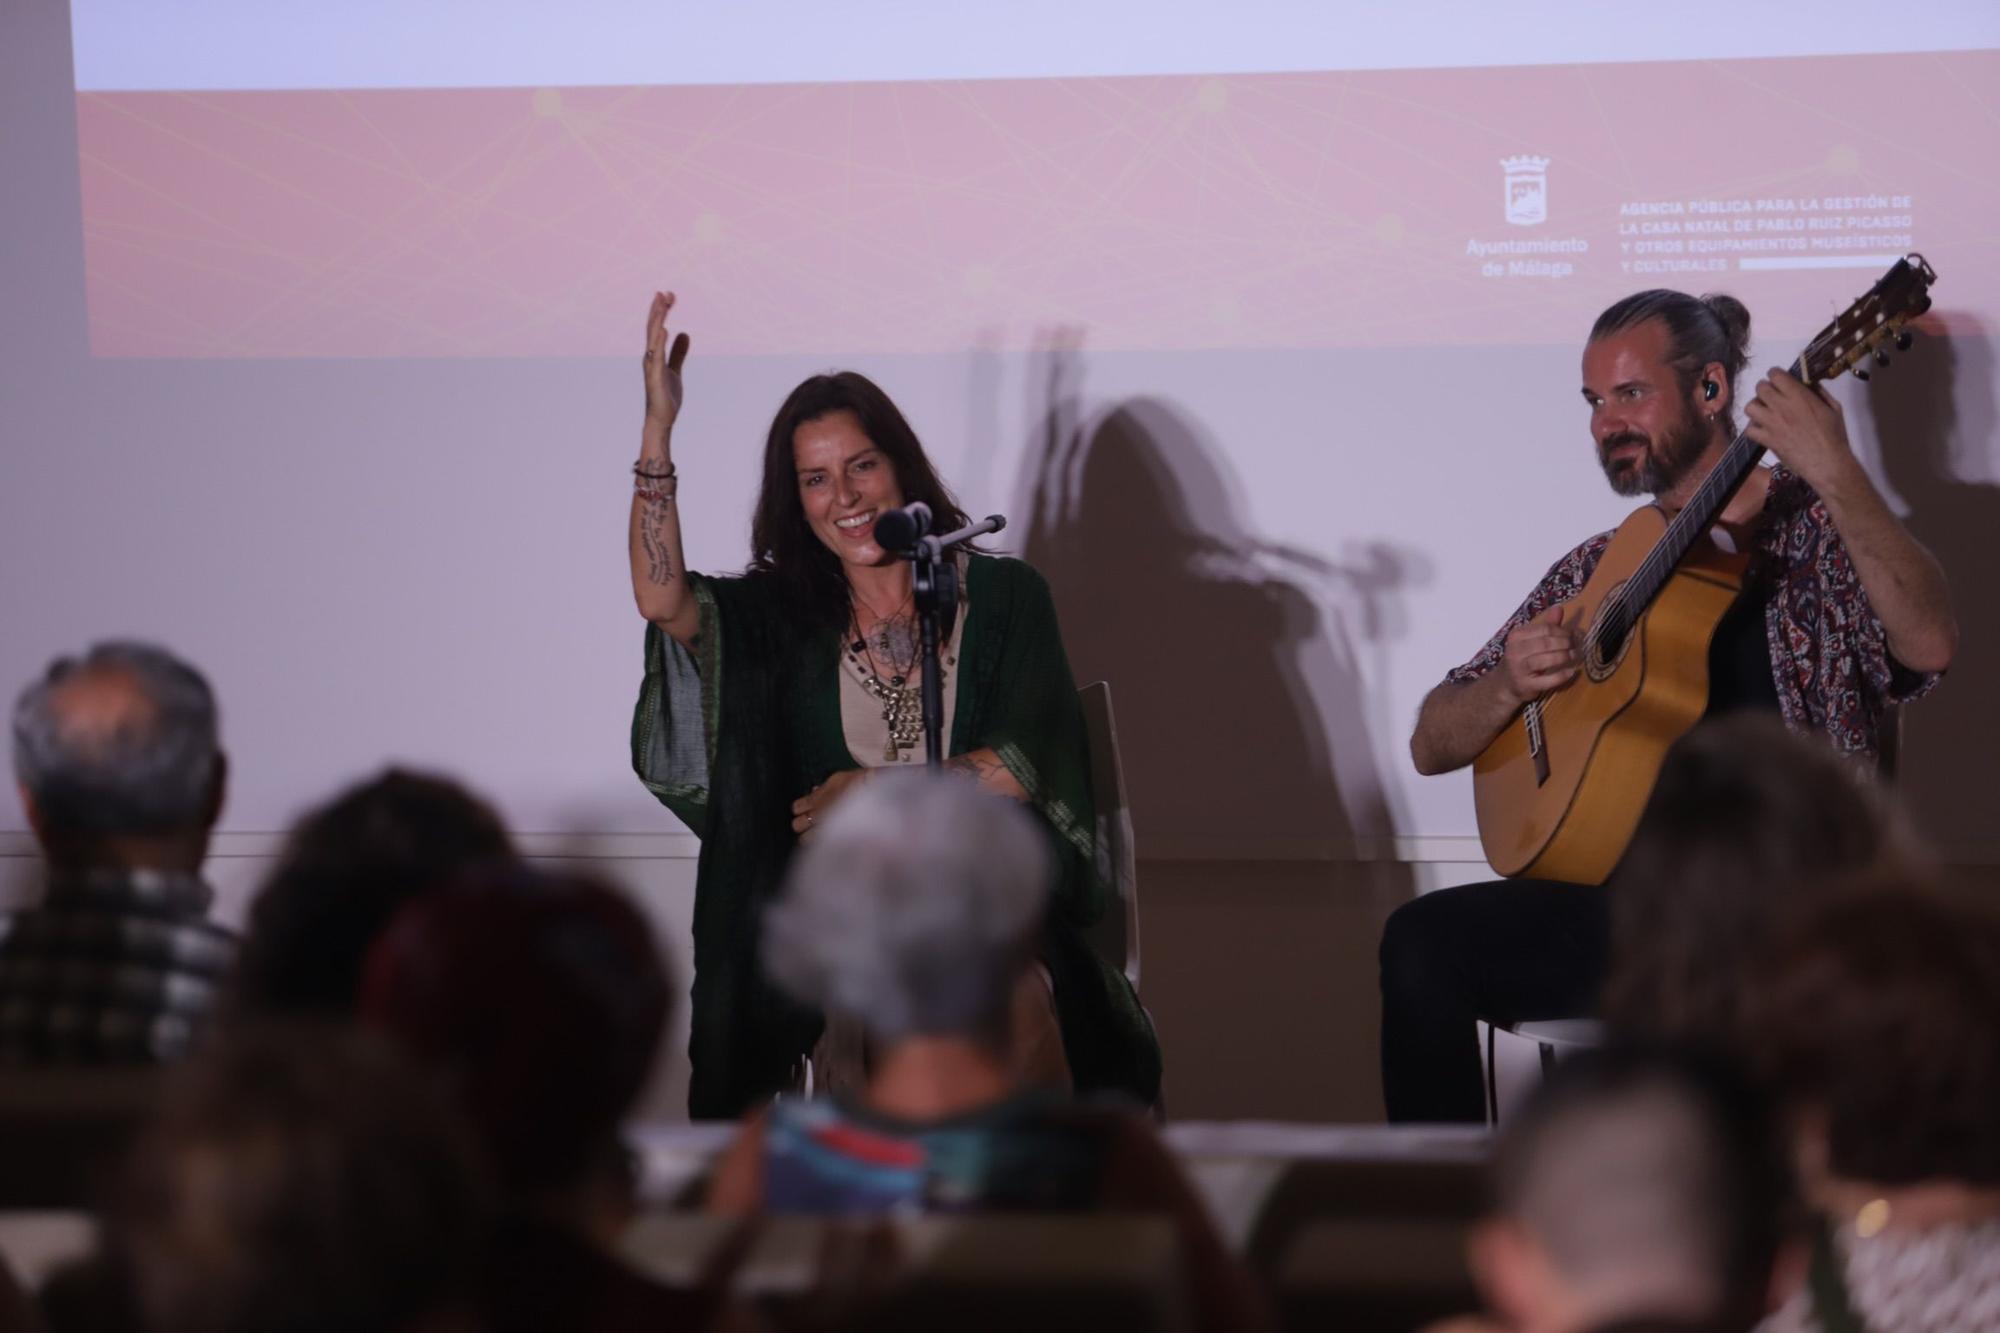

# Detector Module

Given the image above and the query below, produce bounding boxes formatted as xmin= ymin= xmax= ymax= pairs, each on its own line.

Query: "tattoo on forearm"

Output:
xmin=639 ymin=495 xmax=675 ymax=585
xmin=946 ymin=751 xmax=1007 ymax=785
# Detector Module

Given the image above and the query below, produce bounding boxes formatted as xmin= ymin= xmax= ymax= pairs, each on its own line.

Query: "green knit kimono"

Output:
xmin=632 ymin=553 xmax=1162 ymax=1119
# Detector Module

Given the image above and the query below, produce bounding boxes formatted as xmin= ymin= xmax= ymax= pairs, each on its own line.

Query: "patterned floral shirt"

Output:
xmin=1444 ymin=466 xmax=1938 ymax=766
xmin=1758 ymin=1218 xmax=2000 ymax=1333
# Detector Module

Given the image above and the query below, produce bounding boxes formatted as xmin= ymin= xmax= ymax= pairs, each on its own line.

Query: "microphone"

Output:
xmin=872 ymin=502 xmax=933 ymax=551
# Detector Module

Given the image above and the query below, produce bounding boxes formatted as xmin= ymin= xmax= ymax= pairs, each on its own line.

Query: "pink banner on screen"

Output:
xmin=75 ymin=51 xmax=1998 ymax=357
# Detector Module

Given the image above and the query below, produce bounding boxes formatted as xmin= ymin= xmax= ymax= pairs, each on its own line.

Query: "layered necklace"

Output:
xmin=844 ymin=585 xmax=927 ymax=762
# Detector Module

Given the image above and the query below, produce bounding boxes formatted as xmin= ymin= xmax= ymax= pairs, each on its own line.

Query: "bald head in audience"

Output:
xmin=12 ymin=641 xmax=226 ymax=871
xmin=1452 ymin=1046 xmax=1791 ymax=1333
xmin=5 ymin=642 xmax=236 ymax=1064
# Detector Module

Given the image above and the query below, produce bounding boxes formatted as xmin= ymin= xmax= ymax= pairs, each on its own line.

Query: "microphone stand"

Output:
xmin=899 ymin=514 xmax=1006 ymax=769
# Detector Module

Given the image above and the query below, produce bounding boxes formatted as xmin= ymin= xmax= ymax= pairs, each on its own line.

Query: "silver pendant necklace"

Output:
xmin=848 ymin=603 xmax=927 ymax=761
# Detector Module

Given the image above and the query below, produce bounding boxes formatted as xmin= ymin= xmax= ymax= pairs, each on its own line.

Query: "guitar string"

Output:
xmin=1578 ymin=351 xmax=1805 ymax=656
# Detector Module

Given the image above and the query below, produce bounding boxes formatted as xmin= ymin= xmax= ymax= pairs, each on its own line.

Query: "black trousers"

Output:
xmin=1377 ymin=878 xmax=1611 ymax=1123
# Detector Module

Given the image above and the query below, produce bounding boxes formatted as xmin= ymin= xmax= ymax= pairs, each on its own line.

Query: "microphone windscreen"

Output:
xmin=873 ymin=502 xmax=930 ymax=550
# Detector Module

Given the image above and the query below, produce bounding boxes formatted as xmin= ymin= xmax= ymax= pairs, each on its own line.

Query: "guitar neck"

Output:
xmin=1621 ymin=354 xmax=1795 ymax=613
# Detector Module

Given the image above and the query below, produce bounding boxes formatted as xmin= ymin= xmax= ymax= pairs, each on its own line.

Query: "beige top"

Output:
xmin=839 ymin=565 xmax=969 ymax=767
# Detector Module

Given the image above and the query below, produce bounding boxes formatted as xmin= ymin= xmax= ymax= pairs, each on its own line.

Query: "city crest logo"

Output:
xmin=1502 ymin=155 xmax=1551 ymax=227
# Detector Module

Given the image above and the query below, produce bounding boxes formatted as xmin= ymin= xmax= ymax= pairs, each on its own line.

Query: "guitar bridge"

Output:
xmin=1525 ymin=703 xmax=1550 ymax=787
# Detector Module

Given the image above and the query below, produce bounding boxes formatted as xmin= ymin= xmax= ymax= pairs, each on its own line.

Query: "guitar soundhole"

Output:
xmin=1586 ymin=593 xmax=1636 ymax=682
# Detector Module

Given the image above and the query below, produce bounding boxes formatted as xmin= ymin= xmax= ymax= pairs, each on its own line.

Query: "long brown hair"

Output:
xmin=1602 ymin=714 xmax=1912 ymax=1048
xmin=749 ymin=372 xmax=971 ymax=628
xmin=1745 ymin=874 xmax=2000 ymax=1186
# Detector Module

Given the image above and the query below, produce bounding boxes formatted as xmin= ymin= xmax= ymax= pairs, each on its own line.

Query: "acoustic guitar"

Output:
xmin=1472 ymin=254 xmax=1938 ymax=885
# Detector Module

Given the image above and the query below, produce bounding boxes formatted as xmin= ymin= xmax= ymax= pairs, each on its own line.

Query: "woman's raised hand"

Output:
xmin=631 ymin=291 xmax=698 ymax=643
xmin=643 ymin=291 xmax=692 ymax=432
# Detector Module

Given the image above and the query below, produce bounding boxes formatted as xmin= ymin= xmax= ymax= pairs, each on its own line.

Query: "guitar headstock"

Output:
xmin=1799 ymin=253 xmax=1937 ymax=385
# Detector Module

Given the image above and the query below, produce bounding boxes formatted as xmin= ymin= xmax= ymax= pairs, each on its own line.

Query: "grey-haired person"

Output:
xmin=5 ymin=641 xmax=237 ymax=1064
xmin=706 ymin=773 xmax=1267 ymax=1332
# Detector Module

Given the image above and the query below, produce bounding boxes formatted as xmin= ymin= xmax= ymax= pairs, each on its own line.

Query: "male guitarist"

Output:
xmin=1382 ymin=289 xmax=1957 ymax=1123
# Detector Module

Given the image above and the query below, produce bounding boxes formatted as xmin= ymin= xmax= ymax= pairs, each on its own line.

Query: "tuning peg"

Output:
xmin=1896 ymin=330 xmax=1914 ymax=351
xmin=1875 ymin=348 xmax=1892 ymax=367
xmin=1854 ymin=366 xmax=1871 ymax=382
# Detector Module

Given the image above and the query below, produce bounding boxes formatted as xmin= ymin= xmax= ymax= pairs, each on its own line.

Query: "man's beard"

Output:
xmin=1598 ymin=412 xmax=1712 ymax=498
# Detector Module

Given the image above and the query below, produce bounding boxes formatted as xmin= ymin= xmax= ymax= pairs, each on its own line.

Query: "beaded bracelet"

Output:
xmin=633 ymin=459 xmax=677 ymax=503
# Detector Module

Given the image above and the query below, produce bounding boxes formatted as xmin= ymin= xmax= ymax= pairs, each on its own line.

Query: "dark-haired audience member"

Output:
xmin=1601 ymin=713 xmax=1912 ymax=1052
xmin=360 ymin=869 xmax=728 ymax=1333
xmin=45 ymin=1024 xmax=488 ymax=1333
xmin=1434 ymin=1045 xmax=1793 ymax=1333
xmin=1747 ymin=878 xmax=2000 ymax=1333
xmin=4 ymin=642 xmax=236 ymax=1064
xmin=706 ymin=774 xmax=1266 ymax=1332
xmin=228 ymin=767 xmax=514 ymax=1019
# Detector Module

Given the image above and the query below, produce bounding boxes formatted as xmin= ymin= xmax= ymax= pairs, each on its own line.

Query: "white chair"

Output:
xmin=1481 ymin=1018 xmax=1607 ymax=1125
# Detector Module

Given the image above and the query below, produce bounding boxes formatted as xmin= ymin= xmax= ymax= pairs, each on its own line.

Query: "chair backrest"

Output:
xmin=622 ymin=1213 xmax=1187 ymax=1331
xmin=1238 ymin=1150 xmax=1487 ymax=1332
xmin=1274 ymin=1216 xmax=1479 ymax=1332
xmin=0 ymin=1066 xmax=163 ymax=1208
xmin=1078 ymin=681 xmax=1140 ymax=989
xmin=0 ymin=1211 xmax=95 ymax=1291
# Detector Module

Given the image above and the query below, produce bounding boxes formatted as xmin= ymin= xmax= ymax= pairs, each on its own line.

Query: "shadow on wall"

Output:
xmin=1863 ymin=318 xmax=1998 ymax=852
xmin=1013 ymin=338 xmax=1426 ymax=1119
xmin=1015 ymin=341 xmax=1427 ymax=853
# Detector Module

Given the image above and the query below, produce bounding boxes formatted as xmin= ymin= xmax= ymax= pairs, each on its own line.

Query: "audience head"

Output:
xmin=107 ymin=1023 xmax=487 ymax=1333
xmin=360 ymin=868 xmax=670 ymax=1205
xmin=11 ymin=641 xmax=224 ymax=869
xmin=1603 ymin=714 xmax=1909 ymax=1049
xmin=764 ymin=773 xmax=1052 ymax=1050
xmin=231 ymin=768 xmax=515 ymax=1018
xmin=1475 ymin=1044 xmax=1792 ymax=1333
xmin=1745 ymin=871 xmax=2000 ymax=1199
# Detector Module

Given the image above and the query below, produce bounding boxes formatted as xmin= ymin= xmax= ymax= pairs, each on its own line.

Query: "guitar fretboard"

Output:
xmin=1582 ymin=354 xmax=1799 ymax=661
